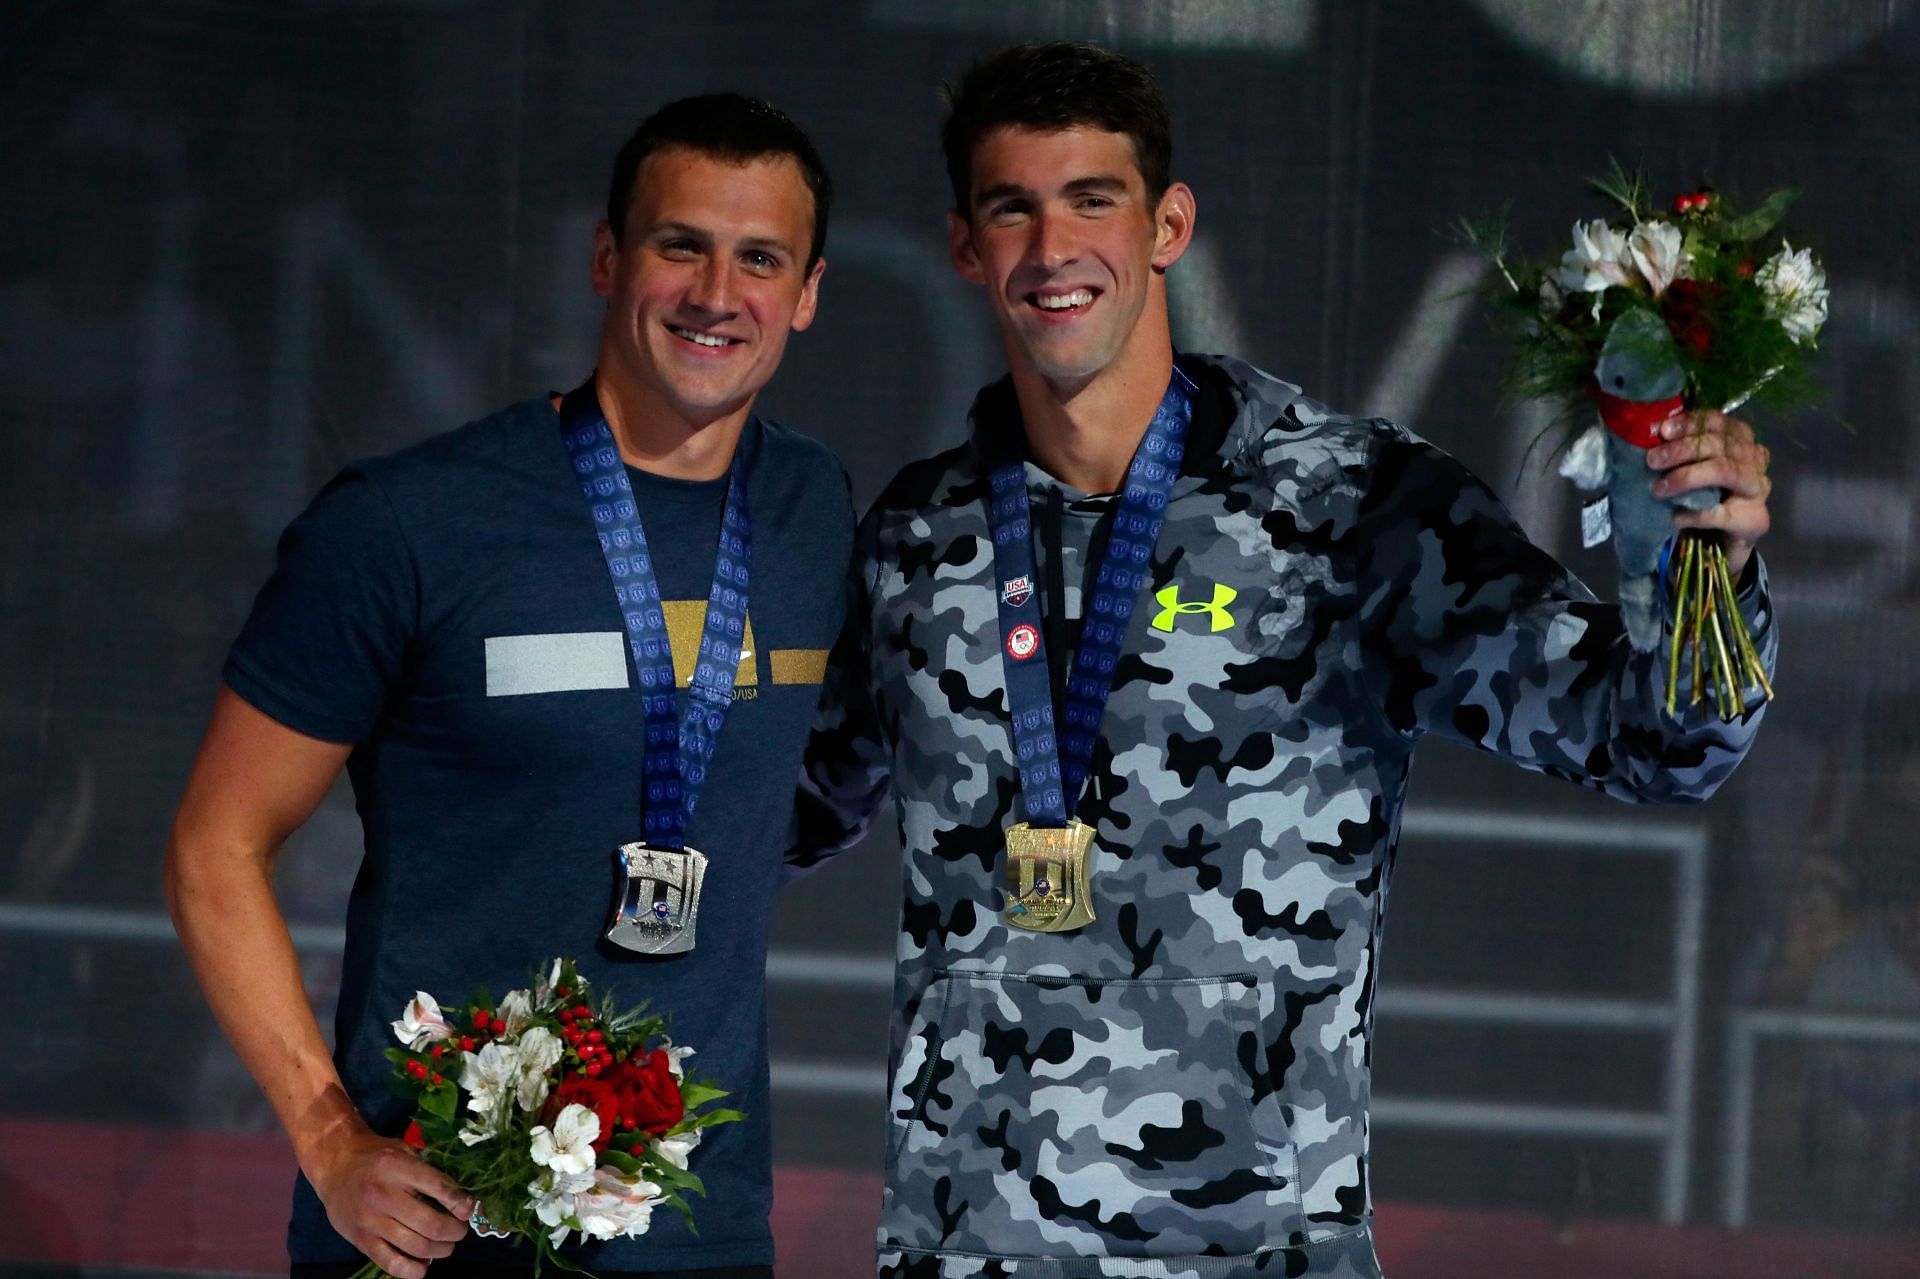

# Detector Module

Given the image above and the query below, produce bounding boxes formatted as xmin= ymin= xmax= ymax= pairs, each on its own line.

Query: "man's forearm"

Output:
xmin=165 ymin=836 xmax=366 ymax=1175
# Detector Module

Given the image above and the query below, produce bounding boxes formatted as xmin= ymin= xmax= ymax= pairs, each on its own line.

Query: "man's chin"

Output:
xmin=1016 ymin=341 xmax=1117 ymax=390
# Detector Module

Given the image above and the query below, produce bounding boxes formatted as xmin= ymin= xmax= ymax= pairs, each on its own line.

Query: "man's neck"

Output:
xmin=585 ymin=359 xmax=749 ymax=482
xmin=1011 ymin=346 xmax=1175 ymax=495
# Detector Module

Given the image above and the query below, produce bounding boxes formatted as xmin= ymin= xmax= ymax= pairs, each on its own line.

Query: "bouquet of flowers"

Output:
xmin=372 ymin=957 xmax=742 ymax=1275
xmin=1459 ymin=166 xmax=1828 ymax=718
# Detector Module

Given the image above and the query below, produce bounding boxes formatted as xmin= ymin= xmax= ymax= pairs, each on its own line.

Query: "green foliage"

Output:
xmin=1589 ymin=158 xmax=1651 ymax=222
xmin=419 ymin=1081 xmax=458 ymax=1123
xmin=1720 ymin=188 xmax=1797 ymax=243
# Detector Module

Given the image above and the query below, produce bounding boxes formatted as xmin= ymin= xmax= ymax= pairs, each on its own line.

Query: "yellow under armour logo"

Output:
xmin=1151 ymin=582 xmax=1238 ymax=633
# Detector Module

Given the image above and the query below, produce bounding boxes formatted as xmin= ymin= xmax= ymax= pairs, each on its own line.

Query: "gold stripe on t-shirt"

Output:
xmin=769 ymin=649 xmax=829 ymax=685
xmin=662 ymin=600 xmax=757 ymax=687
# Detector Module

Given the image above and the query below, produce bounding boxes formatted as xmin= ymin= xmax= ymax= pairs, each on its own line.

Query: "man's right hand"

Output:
xmin=307 ymin=1122 xmax=475 ymax=1279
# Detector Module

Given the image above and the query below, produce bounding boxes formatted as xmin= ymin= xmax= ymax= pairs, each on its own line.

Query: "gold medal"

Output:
xmin=1002 ymin=819 xmax=1097 ymax=932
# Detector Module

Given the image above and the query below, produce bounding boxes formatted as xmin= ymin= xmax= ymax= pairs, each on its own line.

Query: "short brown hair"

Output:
xmin=608 ymin=93 xmax=832 ymax=269
xmin=940 ymin=42 xmax=1172 ymax=213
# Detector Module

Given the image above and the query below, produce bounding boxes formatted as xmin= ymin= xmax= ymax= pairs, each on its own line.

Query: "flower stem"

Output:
xmin=1665 ymin=532 xmax=1773 ymax=722
xmin=1665 ymin=536 xmax=1694 ymax=716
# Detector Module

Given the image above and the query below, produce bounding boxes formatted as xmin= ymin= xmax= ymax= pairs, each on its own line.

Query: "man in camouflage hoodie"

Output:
xmin=793 ymin=42 xmax=1779 ymax=1279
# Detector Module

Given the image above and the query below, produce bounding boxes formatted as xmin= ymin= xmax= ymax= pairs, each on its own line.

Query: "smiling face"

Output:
xmin=592 ymin=145 xmax=823 ymax=437
xmin=950 ymin=125 xmax=1192 ymax=395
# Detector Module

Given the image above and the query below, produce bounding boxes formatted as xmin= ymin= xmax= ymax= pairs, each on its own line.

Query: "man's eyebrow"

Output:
xmin=973 ymin=175 xmax=1131 ymax=209
xmin=737 ymin=233 xmax=798 ymax=257
xmin=646 ymin=221 xmax=796 ymax=257
xmin=972 ymin=182 xmax=1031 ymax=209
xmin=645 ymin=221 xmax=713 ymax=242
xmin=1062 ymin=175 xmax=1129 ymax=196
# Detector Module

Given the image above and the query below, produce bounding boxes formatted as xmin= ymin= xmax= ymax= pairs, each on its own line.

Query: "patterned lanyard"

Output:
xmin=558 ymin=382 xmax=752 ymax=849
xmin=985 ymin=364 xmax=1194 ymax=827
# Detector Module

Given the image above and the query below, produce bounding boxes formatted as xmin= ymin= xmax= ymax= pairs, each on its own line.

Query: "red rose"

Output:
xmin=615 ymin=1048 xmax=686 ymax=1137
xmin=547 ymin=1050 xmax=684 ymax=1147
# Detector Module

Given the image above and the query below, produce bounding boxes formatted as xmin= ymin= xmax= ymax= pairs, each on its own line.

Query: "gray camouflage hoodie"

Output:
xmin=794 ymin=355 xmax=1774 ymax=1278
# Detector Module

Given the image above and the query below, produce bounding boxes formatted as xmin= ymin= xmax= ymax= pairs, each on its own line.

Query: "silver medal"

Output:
xmin=605 ymin=842 xmax=707 ymax=955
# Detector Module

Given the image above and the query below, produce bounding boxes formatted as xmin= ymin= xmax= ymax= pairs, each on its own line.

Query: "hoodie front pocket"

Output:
xmin=880 ymin=969 xmax=1305 ymax=1260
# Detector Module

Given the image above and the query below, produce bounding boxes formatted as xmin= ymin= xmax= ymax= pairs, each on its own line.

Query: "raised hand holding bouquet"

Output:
xmin=371 ymin=957 xmax=742 ymax=1276
xmin=1461 ymin=168 xmax=1826 ymax=718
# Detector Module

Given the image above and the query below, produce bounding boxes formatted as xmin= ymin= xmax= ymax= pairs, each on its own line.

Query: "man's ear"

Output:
xmin=791 ymin=257 xmax=826 ymax=332
xmin=1150 ymin=182 xmax=1196 ymax=272
xmin=590 ymin=220 xmax=618 ymax=298
xmin=949 ymin=210 xmax=984 ymax=285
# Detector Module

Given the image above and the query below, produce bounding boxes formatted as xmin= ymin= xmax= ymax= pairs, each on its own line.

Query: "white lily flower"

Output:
xmin=1556 ymin=219 xmax=1631 ymax=292
xmin=1756 ymin=241 xmax=1829 ymax=343
xmin=534 ymin=957 xmax=564 ymax=1009
xmin=530 ymin=1102 xmax=600 ymax=1176
xmin=528 ymin=1166 xmax=591 ymax=1246
xmin=660 ymin=1040 xmax=695 ymax=1081
xmin=462 ymin=1039 xmax=521 ymax=1118
xmin=1626 ymin=220 xmax=1687 ymax=296
xmin=653 ymin=1127 xmax=701 ymax=1171
xmin=495 ymin=990 xmax=534 ymax=1037
xmin=514 ymin=1026 xmax=564 ymax=1112
xmin=390 ymin=992 xmax=454 ymax=1050
xmin=574 ymin=1166 xmax=660 ymax=1240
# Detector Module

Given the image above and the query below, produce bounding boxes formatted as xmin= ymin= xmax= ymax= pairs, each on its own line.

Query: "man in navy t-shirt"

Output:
xmin=165 ymin=94 xmax=851 ymax=1279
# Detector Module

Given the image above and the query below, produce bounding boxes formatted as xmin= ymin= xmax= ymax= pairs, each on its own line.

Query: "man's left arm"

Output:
xmin=786 ymin=508 xmax=895 ymax=877
xmin=1360 ymin=410 xmax=1776 ymax=804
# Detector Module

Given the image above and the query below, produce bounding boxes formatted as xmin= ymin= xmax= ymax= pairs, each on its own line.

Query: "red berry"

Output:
xmin=573 ymin=1005 xmax=591 ymax=1020
xmin=587 ymin=1030 xmax=604 ymax=1043
xmin=471 ymin=1007 xmax=487 ymax=1025
xmin=431 ymin=1073 xmax=444 ymax=1085
xmin=555 ymin=985 xmax=570 ymax=999
xmin=1672 ymin=194 xmax=1690 ymax=214
xmin=586 ymin=1063 xmax=603 ymax=1077
xmin=560 ymin=1009 xmax=575 ymax=1024
xmin=622 ymin=1117 xmax=634 ymax=1130
xmin=459 ymin=1036 xmax=475 ymax=1052
xmin=429 ymin=1044 xmax=445 ymax=1060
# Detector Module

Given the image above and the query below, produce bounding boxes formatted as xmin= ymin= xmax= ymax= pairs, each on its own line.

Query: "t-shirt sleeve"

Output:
xmin=222 ymin=464 xmax=418 ymax=745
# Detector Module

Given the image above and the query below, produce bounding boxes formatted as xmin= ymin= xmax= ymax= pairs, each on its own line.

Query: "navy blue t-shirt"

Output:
xmin=224 ymin=396 xmax=853 ymax=1270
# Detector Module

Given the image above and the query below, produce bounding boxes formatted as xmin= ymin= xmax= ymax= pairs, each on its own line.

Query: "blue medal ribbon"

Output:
xmin=986 ymin=364 xmax=1194 ymax=827
xmin=558 ymin=382 xmax=751 ymax=849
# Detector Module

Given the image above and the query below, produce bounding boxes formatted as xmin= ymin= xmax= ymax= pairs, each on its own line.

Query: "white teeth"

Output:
xmin=1035 ymin=290 xmax=1093 ymax=311
xmin=671 ymin=326 xmax=734 ymax=347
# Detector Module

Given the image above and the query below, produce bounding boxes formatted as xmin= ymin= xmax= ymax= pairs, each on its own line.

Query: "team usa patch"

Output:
xmin=1001 ymin=575 xmax=1034 ymax=607
xmin=1005 ymin=624 xmax=1040 ymax=661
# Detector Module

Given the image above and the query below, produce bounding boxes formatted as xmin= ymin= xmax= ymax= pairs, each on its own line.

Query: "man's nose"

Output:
xmin=689 ymin=257 xmax=737 ymax=313
xmin=1029 ymin=210 xmax=1076 ymax=272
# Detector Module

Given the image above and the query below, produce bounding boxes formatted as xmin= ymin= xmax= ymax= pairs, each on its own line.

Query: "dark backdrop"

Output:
xmin=4 ymin=2 xmax=1919 ymax=1276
